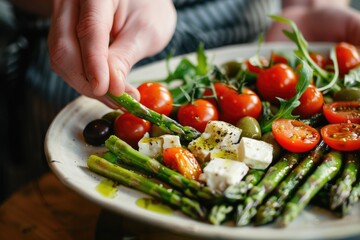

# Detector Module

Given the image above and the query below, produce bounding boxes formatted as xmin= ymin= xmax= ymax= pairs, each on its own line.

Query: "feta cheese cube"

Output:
xmin=188 ymin=121 xmax=242 ymax=162
xmin=237 ymin=137 xmax=273 ymax=169
xmin=199 ymin=158 xmax=249 ymax=193
xmin=138 ymin=134 xmax=182 ymax=158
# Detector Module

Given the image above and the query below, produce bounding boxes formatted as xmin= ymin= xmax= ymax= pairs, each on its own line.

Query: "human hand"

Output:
xmin=48 ymin=0 xmax=176 ymax=107
xmin=266 ymin=4 xmax=360 ymax=46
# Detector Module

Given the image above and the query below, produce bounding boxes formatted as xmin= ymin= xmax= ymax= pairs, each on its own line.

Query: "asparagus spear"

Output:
xmin=235 ymin=153 xmax=302 ymax=226
xmin=224 ymin=169 xmax=265 ymax=202
xmin=105 ymin=135 xmax=220 ymax=202
xmin=341 ymin=180 xmax=360 ymax=216
xmin=87 ymin=155 xmax=206 ymax=219
xmin=208 ymin=203 xmax=234 ymax=225
xmin=276 ymin=150 xmax=343 ymax=227
xmin=255 ymin=141 xmax=328 ymax=225
xmin=108 ymin=92 xmax=200 ymax=141
xmin=330 ymin=151 xmax=360 ymax=210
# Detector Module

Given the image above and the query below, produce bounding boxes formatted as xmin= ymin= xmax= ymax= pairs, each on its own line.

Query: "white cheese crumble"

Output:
xmin=237 ymin=137 xmax=273 ymax=169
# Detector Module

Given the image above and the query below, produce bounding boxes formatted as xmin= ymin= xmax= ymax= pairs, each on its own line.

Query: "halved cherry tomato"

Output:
xmin=137 ymin=82 xmax=173 ymax=116
xmin=335 ymin=42 xmax=360 ymax=76
xmin=256 ymin=63 xmax=298 ymax=105
xmin=321 ymin=123 xmax=360 ymax=151
xmin=177 ymin=99 xmax=219 ymax=132
xmin=293 ymin=85 xmax=324 ymax=119
xmin=163 ymin=147 xmax=202 ymax=180
xmin=272 ymin=119 xmax=320 ymax=153
xmin=219 ymin=88 xmax=262 ymax=125
xmin=114 ymin=112 xmax=151 ymax=148
xmin=202 ymin=82 xmax=234 ymax=107
xmin=323 ymin=101 xmax=360 ymax=124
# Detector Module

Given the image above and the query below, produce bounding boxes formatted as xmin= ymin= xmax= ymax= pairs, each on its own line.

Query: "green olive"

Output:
xmin=261 ymin=132 xmax=283 ymax=160
xmin=333 ymin=87 xmax=360 ymax=101
xmin=221 ymin=60 xmax=243 ymax=78
xmin=236 ymin=116 xmax=262 ymax=140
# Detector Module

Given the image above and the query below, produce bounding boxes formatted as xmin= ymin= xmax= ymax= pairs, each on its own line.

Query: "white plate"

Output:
xmin=45 ymin=43 xmax=360 ymax=240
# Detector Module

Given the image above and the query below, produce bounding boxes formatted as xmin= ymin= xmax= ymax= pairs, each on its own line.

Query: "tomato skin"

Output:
xmin=137 ymin=82 xmax=173 ymax=116
xmin=335 ymin=42 xmax=360 ymax=76
xmin=256 ymin=63 xmax=298 ymax=105
xmin=202 ymin=82 xmax=234 ymax=107
xmin=293 ymin=85 xmax=324 ymax=119
xmin=177 ymin=99 xmax=219 ymax=132
xmin=309 ymin=52 xmax=327 ymax=69
xmin=113 ymin=112 xmax=151 ymax=148
xmin=323 ymin=101 xmax=360 ymax=124
xmin=272 ymin=119 xmax=321 ymax=153
xmin=219 ymin=88 xmax=262 ymax=125
xmin=321 ymin=123 xmax=360 ymax=151
xmin=245 ymin=56 xmax=268 ymax=75
xmin=163 ymin=147 xmax=202 ymax=180
xmin=270 ymin=52 xmax=288 ymax=65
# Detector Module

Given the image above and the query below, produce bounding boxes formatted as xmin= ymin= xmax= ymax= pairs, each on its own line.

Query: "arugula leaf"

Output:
xmin=260 ymin=59 xmax=313 ymax=133
xmin=344 ymin=66 xmax=360 ymax=88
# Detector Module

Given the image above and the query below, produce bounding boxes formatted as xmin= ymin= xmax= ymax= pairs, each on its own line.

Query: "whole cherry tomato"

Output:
xmin=245 ymin=56 xmax=269 ymax=75
xmin=292 ymin=85 xmax=324 ymax=119
xmin=177 ymin=99 xmax=219 ymax=132
xmin=272 ymin=119 xmax=320 ymax=153
xmin=219 ymin=88 xmax=262 ymax=125
xmin=137 ymin=82 xmax=173 ymax=116
xmin=321 ymin=123 xmax=360 ymax=151
xmin=323 ymin=101 xmax=360 ymax=124
xmin=256 ymin=63 xmax=298 ymax=105
xmin=163 ymin=147 xmax=202 ymax=180
xmin=114 ymin=112 xmax=151 ymax=148
xmin=335 ymin=42 xmax=360 ymax=76
xmin=309 ymin=52 xmax=327 ymax=69
xmin=202 ymin=82 xmax=234 ymax=107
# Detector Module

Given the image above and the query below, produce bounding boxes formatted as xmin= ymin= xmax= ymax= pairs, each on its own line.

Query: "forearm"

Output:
xmin=10 ymin=0 xmax=52 ymax=17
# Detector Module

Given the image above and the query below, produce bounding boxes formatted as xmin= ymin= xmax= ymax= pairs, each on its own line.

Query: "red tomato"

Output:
xmin=270 ymin=52 xmax=288 ymax=65
xmin=272 ymin=119 xmax=321 ymax=153
xmin=137 ymin=82 xmax=173 ymax=116
xmin=163 ymin=147 xmax=202 ymax=180
xmin=321 ymin=123 xmax=360 ymax=151
xmin=219 ymin=88 xmax=262 ymax=125
xmin=202 ymin=82 xmax=234 ymax=107
xmin=309 ymin=52 xmax=327 ymax=69
xmin=323 ymin=101 xmax=360 ymax=124
xmin=177 ymin=99 xmax=219 ymax=132
xmin=335 ymin=42 xmax=360 ymax=76
xmin=245 ymin=56 xmax=269 ymax=75
xmin=292 ymin=85 xmax=324 ymax=119
xmin=256 ymin=63 xmax=298 ymax=105
xmin=114 ymin=112 xmax=151 ymax=148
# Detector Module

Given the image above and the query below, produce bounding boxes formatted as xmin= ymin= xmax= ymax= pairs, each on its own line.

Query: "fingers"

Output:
xmin=48 ymin=0 xmax=93 ymax=96
xmin=77 ymin=0 xmax=116 ymax=96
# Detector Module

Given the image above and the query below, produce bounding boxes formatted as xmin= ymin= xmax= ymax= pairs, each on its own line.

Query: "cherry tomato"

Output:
xmin=270 ymin=52 xmax=288 ymax=65
xmin=219 ymin=88 xmax=262 ymax=125
xmin=245 ymin=56 xmax=268 ymax=75
xmin=323 ymin=101 xmax=360 ymax=124
xmin=292 ymin=85 xmax=324 ymax=119
xmin=202 ymin=82 xmax=234 ymax=107
xmin=256 ymin=63 xmax=298 ymax=105
xmin=335 ymin=42 xmax=360 ymax=76
xmin=309 ymin=52 xmax=327 ymax=69
xmin=114 ymin=112 xmax=151 ymax=148
xmin=177 ymin=99 xmax=219 ymax=132
xmin=163 ymin=147 xmax=202 ymax=180
xmin=137 ymin=82 xmax=173 ymax=116
xmin=321 ymin=123 xmax=360 ymax=151
xmin=272 ymin=119 xmax=320 ymax=153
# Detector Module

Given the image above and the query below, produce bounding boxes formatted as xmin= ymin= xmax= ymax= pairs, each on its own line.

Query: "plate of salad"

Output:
xmin=45 ymin=16 xmax=360 ymax=239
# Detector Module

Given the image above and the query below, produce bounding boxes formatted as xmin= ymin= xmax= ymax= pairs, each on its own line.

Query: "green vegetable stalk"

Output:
xmin=235 ymin=153 xmax=302 ymax=226
xmin=87 ymin=155 xmax=206 ymax=219
xmin=276 ymin=150 xmax=343 ymax=227
xmin=105 ymin=135 xmax=220 ymax=202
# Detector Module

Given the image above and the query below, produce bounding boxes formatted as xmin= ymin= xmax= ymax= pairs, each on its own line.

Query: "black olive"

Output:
xmin=83 ymin=119 xmax=112 ymax=146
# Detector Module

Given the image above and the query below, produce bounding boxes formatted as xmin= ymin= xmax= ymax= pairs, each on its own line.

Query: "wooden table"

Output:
xmin=0 ymin=172 xmax=203 ymax=240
